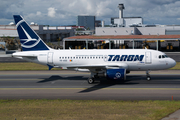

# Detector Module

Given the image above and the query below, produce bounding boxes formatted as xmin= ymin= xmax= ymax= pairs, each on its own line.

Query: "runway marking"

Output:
xmin=1 ymin=88 xmax=180 ymax=90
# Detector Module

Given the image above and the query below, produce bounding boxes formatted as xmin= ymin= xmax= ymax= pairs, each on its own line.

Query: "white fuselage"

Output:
xmin=13 ymin=49 xmax=176 ymax=71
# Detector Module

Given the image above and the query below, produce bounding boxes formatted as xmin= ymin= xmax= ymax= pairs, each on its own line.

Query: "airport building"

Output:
xmin=96 ymin=4 xmax=180 ymax=36
xmin=63 ymin=3 xmax=180 ymax=52
xmin=0 ymin=25 xmax=74 ymax=42
xmin=96 ymin=25 xmax=180 ymax=36
xmin=77 ymin=15 xmax=96 ymax=30
xmin=110 ymin=4 xmax=143 ymax=27
xmin=63 ymin=35 xmax=180 ymax=52
xmin=0 ymin=24 xmax=75 ymax=51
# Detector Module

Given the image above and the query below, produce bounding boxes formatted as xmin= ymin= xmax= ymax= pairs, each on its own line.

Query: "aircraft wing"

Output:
xmin=67 ymin=63 xmax=128 ymax=70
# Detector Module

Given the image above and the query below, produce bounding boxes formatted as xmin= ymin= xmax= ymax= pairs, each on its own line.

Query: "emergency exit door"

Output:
xmin=47 ymin=52 xmax=53 ymax=64
xmin=145 ymin=52 xmax=151 ymax=64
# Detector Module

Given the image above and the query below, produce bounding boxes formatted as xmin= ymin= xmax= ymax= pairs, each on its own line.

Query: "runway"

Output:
xmin=0 ymin=70 xmax=180 ymax=100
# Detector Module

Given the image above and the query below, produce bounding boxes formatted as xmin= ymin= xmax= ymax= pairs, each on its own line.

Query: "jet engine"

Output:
xmin=106 ymin=69 xmax=126 ymax=80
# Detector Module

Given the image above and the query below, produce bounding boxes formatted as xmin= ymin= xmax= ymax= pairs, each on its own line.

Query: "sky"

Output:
xmin=1 ymin=0 xmax=180 ymax=26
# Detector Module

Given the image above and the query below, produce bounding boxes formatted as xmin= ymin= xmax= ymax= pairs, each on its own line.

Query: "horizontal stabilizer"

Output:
xmin=12 ymin=54 xmax=37 ymax=58
xmin=0 ymin=54 xmax=12 ymax=57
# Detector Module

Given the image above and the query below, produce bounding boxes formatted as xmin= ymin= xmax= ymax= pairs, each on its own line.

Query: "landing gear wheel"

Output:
xmin=88 ymin=78 xmax=94 ymax=84
xmin=147 ymin=76 xmax=151 ymax=81
xmin=146 ymin=71 xmax=151 ymax=81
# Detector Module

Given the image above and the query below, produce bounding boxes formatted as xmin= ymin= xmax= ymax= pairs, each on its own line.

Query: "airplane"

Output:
xmin=12 ymin=15 xmax=176 ymax=84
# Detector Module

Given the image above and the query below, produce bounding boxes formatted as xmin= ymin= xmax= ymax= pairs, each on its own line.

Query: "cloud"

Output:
xmin=48 ymin=7 xmax=56 ymax=18
xmin=0 ymin=0 xmax=180 ymax=25
xmin=36 ymin=11 xmax=41 ymax=16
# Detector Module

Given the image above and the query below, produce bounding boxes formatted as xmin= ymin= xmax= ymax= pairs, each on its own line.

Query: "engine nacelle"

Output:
xmin=106 ymin=69 xmax=126 ymax=80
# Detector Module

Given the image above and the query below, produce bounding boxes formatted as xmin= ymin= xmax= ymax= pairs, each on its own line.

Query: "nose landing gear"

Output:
xmin=146 ymin=71 xmax=151 ymax=81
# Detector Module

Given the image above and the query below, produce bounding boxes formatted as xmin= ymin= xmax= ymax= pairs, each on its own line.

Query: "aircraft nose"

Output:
xmin=170 ymin=58 xmax=176 ymax=68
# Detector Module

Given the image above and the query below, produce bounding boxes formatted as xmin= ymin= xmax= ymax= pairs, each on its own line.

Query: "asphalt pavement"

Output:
xmin=0 ymin=70 xmax=180 ymax=100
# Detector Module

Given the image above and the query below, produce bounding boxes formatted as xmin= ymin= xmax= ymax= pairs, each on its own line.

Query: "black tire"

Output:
xmin=147 ymin=76 xmax=151 ymax=81
xmin=88 ymin=78 xmax=94 ymax=84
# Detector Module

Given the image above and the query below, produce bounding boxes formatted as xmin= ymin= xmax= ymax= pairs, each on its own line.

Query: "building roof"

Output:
xmin=64 ymin=35 xmax=180 ymax=40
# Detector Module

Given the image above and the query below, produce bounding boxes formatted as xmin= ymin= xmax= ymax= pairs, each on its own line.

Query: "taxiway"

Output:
xmin=0 ymin=70 xmax=180 ymax=100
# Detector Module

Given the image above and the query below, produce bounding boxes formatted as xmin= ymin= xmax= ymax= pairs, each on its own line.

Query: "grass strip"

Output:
xmin=0 ymin=100 xmax=180 ymax=120
xmin=170 ymin=62 xmax=180 ymax=70
xmin=0 ymin=62 xmax=60 ymax=71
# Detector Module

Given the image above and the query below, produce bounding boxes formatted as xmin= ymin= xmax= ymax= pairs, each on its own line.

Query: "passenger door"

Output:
xmin=47 ymin=52 xmax=53 ymax=64
xmin=145 ymin=52 xmax=151 ymax=64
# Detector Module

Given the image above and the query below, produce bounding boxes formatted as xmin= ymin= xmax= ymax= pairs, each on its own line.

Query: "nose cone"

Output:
xmin=170 ymin=58 xmax=176 ymax=68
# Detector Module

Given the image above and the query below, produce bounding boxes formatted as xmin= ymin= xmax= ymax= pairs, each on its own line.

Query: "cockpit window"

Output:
xmin=159 ymin=55 xmax=168 ymax=59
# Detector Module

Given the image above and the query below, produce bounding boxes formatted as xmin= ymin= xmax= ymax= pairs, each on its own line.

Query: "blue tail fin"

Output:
xmin=13 ymin=15 xmax=50 ymax=51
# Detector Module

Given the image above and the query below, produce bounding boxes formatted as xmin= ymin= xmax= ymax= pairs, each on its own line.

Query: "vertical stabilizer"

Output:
xmin=13 ymin=15 xmax=50 ymax=51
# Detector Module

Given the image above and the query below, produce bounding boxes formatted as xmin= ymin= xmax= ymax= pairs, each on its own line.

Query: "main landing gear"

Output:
xmin=88 ymin=72 xmax=96 ymax=84
xmin=146 ymin=71 xmax=151 ymax=81
xmin=88 ymin=77 xmax=95 ymax=84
